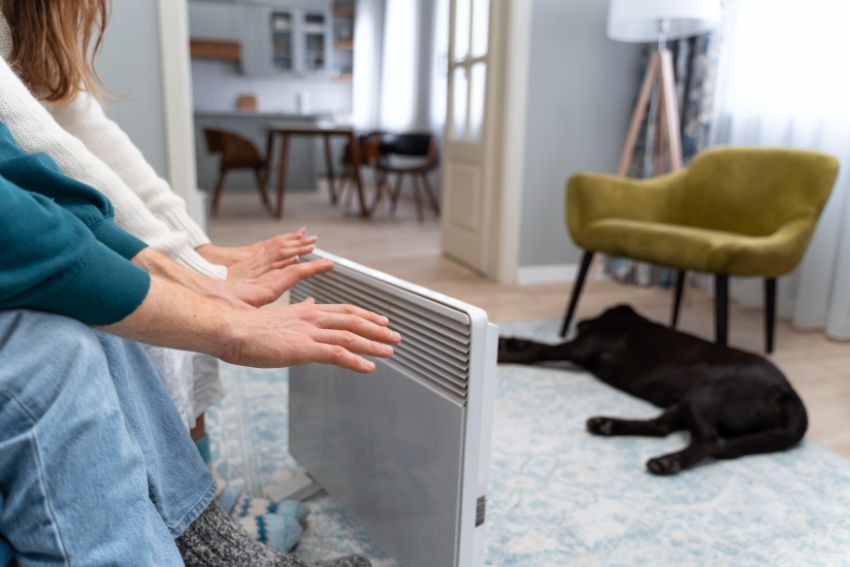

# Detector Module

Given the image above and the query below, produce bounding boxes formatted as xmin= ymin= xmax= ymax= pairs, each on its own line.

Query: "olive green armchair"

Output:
xmin=560 ymin=147 xmax=839 ymax=352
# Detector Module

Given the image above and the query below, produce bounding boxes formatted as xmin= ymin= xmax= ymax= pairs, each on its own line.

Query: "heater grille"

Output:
xmin=291 ymin=256 xmax=472 ymax=405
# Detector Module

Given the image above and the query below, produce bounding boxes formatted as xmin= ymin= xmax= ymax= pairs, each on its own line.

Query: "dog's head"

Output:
xmin=576 ymin=304 xmax=642 ymax=334
xmin=566 ymin=305 xmax=645 ymax=366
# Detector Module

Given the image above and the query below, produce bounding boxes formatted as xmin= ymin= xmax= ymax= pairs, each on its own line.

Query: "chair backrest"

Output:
xmin=342 ymin=131 xmax=384 ymax=166
xmin=379 ymin=133 xmax=434 ymax=158
xmin=204 ymin=128 xmax=233 ymax=154
xmin=675 ymin=147 xmax=838 ymax=236
xmin=203 ymin=128 xmax=263 ymax=167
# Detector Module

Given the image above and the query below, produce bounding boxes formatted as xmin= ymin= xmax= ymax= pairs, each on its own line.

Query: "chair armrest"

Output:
xmin=565 ymin=171 xmax=682 ymax=246
xmin=730 ymin=217 xmax=817 ymax=276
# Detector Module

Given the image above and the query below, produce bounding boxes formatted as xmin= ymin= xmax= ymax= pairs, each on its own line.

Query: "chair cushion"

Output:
xmin=581 ymin=218 xmax=803 ymax=276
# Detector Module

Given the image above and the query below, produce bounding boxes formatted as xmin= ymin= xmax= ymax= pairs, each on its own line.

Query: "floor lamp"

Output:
xmin=608 ymin=0 xmax=722 ymax=176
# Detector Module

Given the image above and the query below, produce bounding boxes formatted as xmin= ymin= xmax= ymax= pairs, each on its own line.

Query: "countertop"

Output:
xmin=193 ymin=110 xmax=333 ymax=120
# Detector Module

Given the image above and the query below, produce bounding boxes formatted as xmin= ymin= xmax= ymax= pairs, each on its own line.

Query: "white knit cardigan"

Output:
xmin=0 ymin=16 xmax=226 ymax=279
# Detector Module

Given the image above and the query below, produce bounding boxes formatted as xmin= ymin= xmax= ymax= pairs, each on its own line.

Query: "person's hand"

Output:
xmin=104 ymin=276 xmax=401 ymax=374
xmin=196 ymin=228 xmax=318 ymax=280
xmin=202 ymin=259 xmax=335 ymax=309
xmin=220 ymin=298 xmax=402 ymax=371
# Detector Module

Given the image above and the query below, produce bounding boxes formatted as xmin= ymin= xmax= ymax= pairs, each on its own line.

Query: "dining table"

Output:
xmin=264 ymin=123 xmax=369 ymax=219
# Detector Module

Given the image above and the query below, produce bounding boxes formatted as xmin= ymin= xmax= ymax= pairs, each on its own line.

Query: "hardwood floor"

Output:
xmin=209 ymin=188 xmax=850 ymax=457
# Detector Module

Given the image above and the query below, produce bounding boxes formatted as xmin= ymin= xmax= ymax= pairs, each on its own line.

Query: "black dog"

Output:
xmin=498 ymin=305 xmax=808 ymax=475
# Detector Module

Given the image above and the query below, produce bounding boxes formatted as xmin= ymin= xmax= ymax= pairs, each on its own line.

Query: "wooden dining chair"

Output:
xmin=372 ymin=133 xmax=440 ymax=222
xmin=203 ymin=128 xmax=271 ymax=216
xmin=336 ymin=131 xmax=383 ymax=214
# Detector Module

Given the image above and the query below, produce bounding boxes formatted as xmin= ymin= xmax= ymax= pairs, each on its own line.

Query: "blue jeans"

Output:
xmin=0 ymin=310 xmax=216 ymax=566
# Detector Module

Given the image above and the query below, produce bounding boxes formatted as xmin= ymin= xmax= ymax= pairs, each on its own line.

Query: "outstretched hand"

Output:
xmin=197 ymin=227 xmax=319 ymax=280
xmin=220 ymin=298 xmax=402 ymax=372
xmin=203 ymin=259 xmax=335 ymax=309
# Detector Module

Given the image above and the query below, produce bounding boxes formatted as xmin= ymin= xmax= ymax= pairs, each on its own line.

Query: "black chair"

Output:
xmin=372 ymin=133 xmax=440 ymax=221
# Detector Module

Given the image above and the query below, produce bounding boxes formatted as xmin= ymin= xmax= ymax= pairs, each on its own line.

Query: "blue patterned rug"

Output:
xmin=208 ymin=320 xmax=850 ymax=566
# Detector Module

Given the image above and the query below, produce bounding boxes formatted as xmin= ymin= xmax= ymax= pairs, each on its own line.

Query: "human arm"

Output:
xmin=0 ymin=175 xmax=150 ymax=325
xmin=46 ymin=89 xmax=214 ymax=250
xmin=0 ymin=175 xmax=399 ymax=372
xmin=0 ymin=52 xmax=225 ymax=278
xmin=48 ymin=88 xmax=322 ymax=281
xmin=131 ymin=246 xmax=333 ymax=309
xmin=102 ymin=277 xmax=399 ymax=372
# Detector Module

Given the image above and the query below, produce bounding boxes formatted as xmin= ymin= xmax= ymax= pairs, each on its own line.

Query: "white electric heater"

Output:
xmin=289 ymin=250 xmax=497 ymax=567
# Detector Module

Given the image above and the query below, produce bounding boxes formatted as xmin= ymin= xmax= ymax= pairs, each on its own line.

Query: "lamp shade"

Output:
xmin=608 ymin=0 xmax=722 ymax=43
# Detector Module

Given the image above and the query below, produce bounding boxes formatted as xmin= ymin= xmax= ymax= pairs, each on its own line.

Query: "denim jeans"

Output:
xmin=0 ymin=310 xmax=216 ymax=566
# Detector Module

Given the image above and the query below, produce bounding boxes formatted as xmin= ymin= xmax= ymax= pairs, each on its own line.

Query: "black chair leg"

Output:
xmin=670 ymin=269 xmax=687 ymax=329
xmin=559 ymin=251 xmax=595 ymax=337
xmin=765 ymin=277 xmax=777 ymax=354
xmin=715 ymin=274 xmax=729 ymax=346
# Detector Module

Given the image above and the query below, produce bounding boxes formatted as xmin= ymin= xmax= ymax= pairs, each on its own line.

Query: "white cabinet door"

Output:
xmin=239 ymin=5 xmax=331 ymax=77
xmin=240 ymin=5 xmax=274 ymax=75
xmin=188 ymin=1 xmax=243 ymax=41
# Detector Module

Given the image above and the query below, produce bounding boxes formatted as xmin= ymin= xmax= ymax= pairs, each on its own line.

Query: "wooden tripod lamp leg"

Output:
xmin=584 ymin=51 xmax=661 ymax=287
xmin=658 ymin=49 xmax=683 ymax=171
xmin=618 ymin=51 xmax=661 ymax=176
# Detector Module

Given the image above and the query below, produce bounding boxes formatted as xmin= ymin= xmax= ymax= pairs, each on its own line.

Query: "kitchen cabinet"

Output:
xmin=188 ymin=0 xmax=332 ymax=76
xmin=241 ymin=4 xmax=332 ymax=76
xmin=188 ymin=1 xmax=243 ymax=42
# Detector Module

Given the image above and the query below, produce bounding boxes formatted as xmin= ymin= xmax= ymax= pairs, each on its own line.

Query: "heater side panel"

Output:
xmin=290 ymin=362 xmax=466 ymax=567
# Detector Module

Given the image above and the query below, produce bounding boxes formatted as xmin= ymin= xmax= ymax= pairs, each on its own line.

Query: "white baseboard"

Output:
xmin=517 ymin=263 xmax=578 ymax=286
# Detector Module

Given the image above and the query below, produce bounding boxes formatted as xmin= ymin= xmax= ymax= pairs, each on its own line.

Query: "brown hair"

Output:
xmin=1 ymin=0 xmax=110 ymax=102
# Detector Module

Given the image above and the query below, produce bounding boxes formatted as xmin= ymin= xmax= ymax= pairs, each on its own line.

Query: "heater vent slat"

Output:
xmin=292 ymin=256 xmax=472 ymax=404
xmin=314 ymin=270 xmax=471 ymax=335
xmin=302 ymin=275 xmax=472 ymax=346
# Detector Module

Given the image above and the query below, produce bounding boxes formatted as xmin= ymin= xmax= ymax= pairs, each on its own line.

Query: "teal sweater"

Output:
xmin=0 ymin=123 xmax=151 ymax=325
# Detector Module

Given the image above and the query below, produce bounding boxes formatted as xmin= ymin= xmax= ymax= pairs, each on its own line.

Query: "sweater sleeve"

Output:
xmin=0 ymin=29 xmax=226 ymax=279
xmin=0 ymin=176 xmax=151 ymax=326
xmin=48 ymin=91 xmax=213 ymax=250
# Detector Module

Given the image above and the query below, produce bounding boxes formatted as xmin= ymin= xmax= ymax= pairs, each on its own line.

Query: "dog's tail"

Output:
xmin=715 ymin=390 xmax=808 ymax=460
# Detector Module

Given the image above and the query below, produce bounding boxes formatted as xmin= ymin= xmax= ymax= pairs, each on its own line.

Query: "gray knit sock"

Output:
xmin=177 ymin=502 xmax=372 ymax=567
xmin=176 ymin=502 xmax=309 ymax=567
xmin=317 ymin=557 xmax=372 ymax=567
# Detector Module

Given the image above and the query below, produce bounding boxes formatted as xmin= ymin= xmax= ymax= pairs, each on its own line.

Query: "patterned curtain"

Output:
xmin=605 ymin=34 xmax=721 ymax=286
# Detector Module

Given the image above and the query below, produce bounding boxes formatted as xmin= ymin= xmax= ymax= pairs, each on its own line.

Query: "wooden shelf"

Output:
xmin=335 ymin=73 xmax=353 ymax=83
xmin=190 ymin=39 xmax=241 ymax=61
xmin=333 ymin=39 xmax=354 ymax=51
xmin=333 ymin=6 xmax=355 ymax=18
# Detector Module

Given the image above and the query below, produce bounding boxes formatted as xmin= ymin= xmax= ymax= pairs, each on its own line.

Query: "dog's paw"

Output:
xmin=586 ymin=417 xmax=615 ymax=436
xmin=646 ymin=456 xmax=682 ymax=476
xmin=497 ymin=337 xmax=537 ymax=364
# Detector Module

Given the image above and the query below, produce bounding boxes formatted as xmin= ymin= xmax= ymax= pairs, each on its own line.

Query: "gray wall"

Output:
xmin=96 ymin=0 xmax=169 ymax=178
xmin=191 ymin=59 xmax=353 ymax=114
xmin=518 ymin=0 xmax=641 ymax=267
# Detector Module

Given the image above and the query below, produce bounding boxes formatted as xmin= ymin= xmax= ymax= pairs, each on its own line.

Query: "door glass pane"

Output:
xmin=454 ymin=0 xmax=470 ymax=62
xmin=452 ymin=65 xmax=468 ymax=140
xmin=471 ymin=0 xmax=490 ymax=58
xmin=271 ymin=12 xmax=293 ymax=71
xmin=469 ymin=62 xmax=487 ymax=139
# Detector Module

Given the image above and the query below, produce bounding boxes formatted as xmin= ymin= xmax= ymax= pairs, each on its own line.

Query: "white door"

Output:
xmin=441 ymin=0 xmax=496 ymax=274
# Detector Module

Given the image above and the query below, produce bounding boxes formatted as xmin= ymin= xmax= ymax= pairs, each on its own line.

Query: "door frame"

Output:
xmin=157 ymin=0 xmax=203 ymax=223
xmin=492 ymin=0 xmax=532 ymax=284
